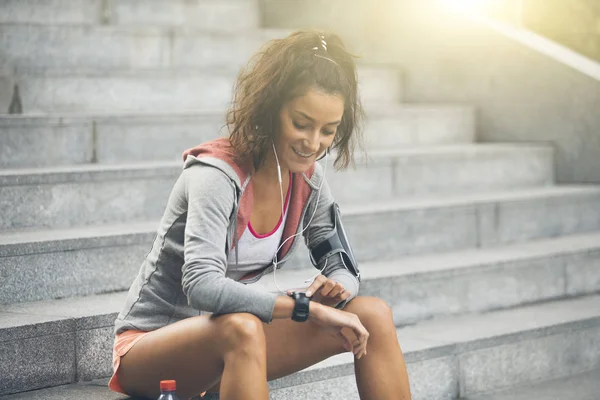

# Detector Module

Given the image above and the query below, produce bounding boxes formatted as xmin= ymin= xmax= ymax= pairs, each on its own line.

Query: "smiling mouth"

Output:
xmin=292 ymin=146 xmax=316 ymax=158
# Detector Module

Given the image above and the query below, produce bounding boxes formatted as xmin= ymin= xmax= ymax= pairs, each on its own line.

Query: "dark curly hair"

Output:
xmin=227 ymin=29 xmax=365 ymax=171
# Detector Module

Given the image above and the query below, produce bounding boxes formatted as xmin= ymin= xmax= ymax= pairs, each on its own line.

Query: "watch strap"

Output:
xmin=289 ymin=292 xmax=310 ymax=322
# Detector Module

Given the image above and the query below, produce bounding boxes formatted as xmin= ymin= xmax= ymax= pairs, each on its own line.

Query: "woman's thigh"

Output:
xmin=262 ymin=309 xmax=349 ymax=381
xmin=117 ymin=313 xmax=264 ymax=399
xmin=261 ymin=296 xmax=394 ymax=381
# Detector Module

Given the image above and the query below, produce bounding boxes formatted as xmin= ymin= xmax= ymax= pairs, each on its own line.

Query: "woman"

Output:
xmin=109 ymin=29 xmax=412 ymax=400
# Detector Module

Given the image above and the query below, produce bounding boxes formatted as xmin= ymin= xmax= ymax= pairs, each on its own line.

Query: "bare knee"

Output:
xmin=218 ymin=313 xmax=266 ymax=353
xmin=347 ymin=297 xmax=395 ymax=334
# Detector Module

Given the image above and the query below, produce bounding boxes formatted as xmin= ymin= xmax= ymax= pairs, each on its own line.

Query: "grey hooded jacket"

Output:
xmin=114 ymin=144 xmax=360 ymax=335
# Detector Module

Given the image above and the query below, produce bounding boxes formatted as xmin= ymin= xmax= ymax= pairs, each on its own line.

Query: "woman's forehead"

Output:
xmin=285 ymin=88 xmax=344 ymax=121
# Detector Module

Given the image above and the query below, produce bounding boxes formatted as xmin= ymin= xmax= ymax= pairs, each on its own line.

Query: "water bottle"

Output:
xmin=158 ymin=380 xmax=181 ymax=400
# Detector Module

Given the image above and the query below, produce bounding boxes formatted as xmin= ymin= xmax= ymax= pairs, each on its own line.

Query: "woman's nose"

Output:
xmin=306 ymin=130 xmax=321 ymax=153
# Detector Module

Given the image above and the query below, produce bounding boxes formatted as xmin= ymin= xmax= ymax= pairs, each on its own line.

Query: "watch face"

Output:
xmin=292 ymin=292 xmax=310 ymax=322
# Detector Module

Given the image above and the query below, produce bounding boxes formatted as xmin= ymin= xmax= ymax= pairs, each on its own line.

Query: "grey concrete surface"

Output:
xmin=0 ymin=242 xmax=147 ymax=304
xmin=459 ymin=328 xmax=600 ymax=396
xmin=2 ymin=186 xmax=599 ymax=280
xmin=76 ymin=327 xmax=114 ymax=381
xmin=0 ymin=165 xmax=179 ymax=230
xmin=271 ymin=366 xmax=457 ymax=400
xmin=0 ymin=104 xmax=474 ymax=168
xmin=329 ymin=144 xmax=554 ymax=202
xmin=8 ymin=69 xmax=237 ymax=114
xmin=0 ymin=112 xmax=227 ymax=168
xmin=0 ymin=25 xmax=285 ymax=70
xmin=0 ymin=379 xmax=129 ymax=400
xmin=1 ymin=65 xmax=402 ymax=114
xmin=340 ymin=186 xmax=600 ymax=260
xmin=0 ymin=0 xmax=260 ymax=30
xmin=3 ymin=368 xmax=600 ymax=400
xmin=1 ymin=293 xmax=599 ymax=396
xmin=2 ymin=182 xmax=599 ymax=246
xmin=464 ymin=368 xmax=600 ymax=400
xmin=2 ymin=214 xmax=600 ymax=311
xmin=0 ymin=145 xmax=555 ymax=230
xmin=365 ymin=104 xmax=476 ymax=148
xmin=0 ymin=333 xmax=76 ymax=396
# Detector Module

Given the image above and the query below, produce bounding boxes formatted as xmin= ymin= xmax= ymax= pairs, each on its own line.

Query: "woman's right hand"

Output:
xmin=309 ymin=302 xmax=369 ymax=359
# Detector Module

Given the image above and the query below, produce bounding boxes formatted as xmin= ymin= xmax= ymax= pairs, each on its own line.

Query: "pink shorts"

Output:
xmin=108 ymin=329 xmax=207 ymax=398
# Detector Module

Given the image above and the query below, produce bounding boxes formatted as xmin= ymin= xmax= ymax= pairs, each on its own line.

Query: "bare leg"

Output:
xmin=346 ymin=297 xmax=412 ymax=399
xmin=205 ymin=296 xmax=411 ymax=399
xmin=116 ymin=313 xmax=268 ymax=400
xmin=118 ymin=296 xmax=410 ymax=399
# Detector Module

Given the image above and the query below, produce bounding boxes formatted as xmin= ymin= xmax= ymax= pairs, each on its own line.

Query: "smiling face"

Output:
xmin=274 ymin=86 xmax=345 ymax=173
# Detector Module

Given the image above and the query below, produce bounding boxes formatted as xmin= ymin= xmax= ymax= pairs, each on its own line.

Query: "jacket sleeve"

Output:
xmin=302 ymin=168 xmax=360 ymax=309
xmin=181 ymin=165 xmax=279 ymax=322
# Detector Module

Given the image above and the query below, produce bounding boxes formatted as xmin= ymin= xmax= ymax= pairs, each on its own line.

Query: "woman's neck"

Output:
xmin=252 ymin=152 xmax=289 ymax=188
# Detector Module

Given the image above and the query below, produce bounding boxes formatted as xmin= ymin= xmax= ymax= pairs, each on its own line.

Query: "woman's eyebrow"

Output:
xmin=294 ymin=110 xmax=341 ymax=125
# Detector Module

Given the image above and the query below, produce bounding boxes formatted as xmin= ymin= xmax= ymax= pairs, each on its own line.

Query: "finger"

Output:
xmin=339 ymin=290 xmax=351 ymax=301
xmin=340 ymin=329 xmax=357 ymax=353
xmin=327 ymin=283 xmax=345 ymax=298
xmin=350 ymin=321 xmax=369 ymax=354
xmin=354 ymin=339 xmax=368 ymax=358
xmin=350 ymin=336 xmax=367 ymax=359
xmin=337 ymin=331 xmax=353 ymax=352
xmin=305 ymin=275 xmax=327 ymax=297
xmin=357 ymin=331 xmax=370 ymax=359
xmin=320 ymin=279 xmax=337 ymax=297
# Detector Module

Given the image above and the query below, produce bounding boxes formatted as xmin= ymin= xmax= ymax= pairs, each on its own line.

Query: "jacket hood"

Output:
xmin=182 ymin=138 xmax=250 ymax=190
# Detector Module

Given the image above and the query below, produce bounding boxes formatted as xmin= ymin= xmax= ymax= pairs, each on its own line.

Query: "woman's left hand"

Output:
xmin=288 ymin=275 xmax=350 ymax=307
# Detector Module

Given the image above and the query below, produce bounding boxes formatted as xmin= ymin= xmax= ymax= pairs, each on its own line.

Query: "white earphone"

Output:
xmin=270 ymin=142 xmax=330 ymax=294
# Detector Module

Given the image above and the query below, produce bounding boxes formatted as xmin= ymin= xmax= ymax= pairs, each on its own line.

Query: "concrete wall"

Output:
xmin=260 ymin=0 xmax=600 ymax=184
xmin=523 ymin=0 xmax=600 ymax=63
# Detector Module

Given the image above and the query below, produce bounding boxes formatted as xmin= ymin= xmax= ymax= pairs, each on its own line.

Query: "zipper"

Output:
xmin=229 ymin=175 xmax=251 ymax=265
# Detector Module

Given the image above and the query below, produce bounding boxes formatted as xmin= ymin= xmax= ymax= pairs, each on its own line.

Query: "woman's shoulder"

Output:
xmin=182 ymin=158 xmax=237 ymax=190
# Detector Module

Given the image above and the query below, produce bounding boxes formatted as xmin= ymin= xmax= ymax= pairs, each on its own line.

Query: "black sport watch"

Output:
xmin=289 ymin=292 xmax=310 ymax=322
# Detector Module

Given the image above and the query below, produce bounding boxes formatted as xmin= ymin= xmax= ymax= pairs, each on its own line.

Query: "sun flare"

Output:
xmin=437 ymin=0 xmax=501 ymax=13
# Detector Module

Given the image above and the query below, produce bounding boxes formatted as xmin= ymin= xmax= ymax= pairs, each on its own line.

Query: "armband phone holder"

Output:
xmin=309 ymin=203 xmax=361 ymax=281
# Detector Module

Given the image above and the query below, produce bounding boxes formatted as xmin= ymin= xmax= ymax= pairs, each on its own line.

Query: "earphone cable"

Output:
xmin=271 ymin=148 xmax=329 ymax=294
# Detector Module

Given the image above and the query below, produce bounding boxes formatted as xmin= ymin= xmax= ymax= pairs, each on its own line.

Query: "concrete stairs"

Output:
xmin=1 ymin=0 xmax=600 ymax=399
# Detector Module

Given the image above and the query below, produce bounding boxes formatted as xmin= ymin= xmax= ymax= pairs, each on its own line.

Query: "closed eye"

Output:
xmin=294 ymin=121 xmax=335 ymax=136
xmin=293 ymin=121 xmax=307 ymax=130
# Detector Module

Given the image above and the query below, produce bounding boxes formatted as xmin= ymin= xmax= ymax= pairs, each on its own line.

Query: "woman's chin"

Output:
xmin=287 ymin=159 xmax=315 ymax=174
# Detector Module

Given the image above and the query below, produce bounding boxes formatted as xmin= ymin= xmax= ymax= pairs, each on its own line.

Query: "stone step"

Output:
xmin=0 ymin=0 xmax=260 ymax=30
xmin=2 ymin=184 xmax=598 ymax=246
xmin=0 ymin=65 xmax=402 ymax=114
xmin=1 ymin=188 xmax=599 ymax=305
xmin=4 ymin=372 xmax=600 ymax=400
xmin=0 ymin=105 xmax=474 ymax=168
xmin=328 ymin=144 xmax=554 ymax=201
xmin=270 ymin=295 xmax=600 ymax=399
xmin=0 ymin=24 xmax=287 ymax=70
xmin=0 ymin=292 xmax=598 ymax=398
xmin=5 ymin=369 xmax=600 ymax=400
xmin=0 ymin=147 xmax=555 ymax=231
xmin=463 ymin=368 xmax=600 ymax=400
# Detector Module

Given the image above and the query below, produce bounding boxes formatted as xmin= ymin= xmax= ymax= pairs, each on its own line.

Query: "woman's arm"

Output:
xmin=302 ymin=163 xmax=360 ymax=309
xmin=181 ymin=164 xmax=281 ymax=322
